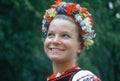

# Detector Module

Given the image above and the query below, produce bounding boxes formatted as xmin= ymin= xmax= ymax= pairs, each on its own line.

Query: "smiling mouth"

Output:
xmin=50 ymin=48 xmax=62 ymax=54
xmin=49 ymin=48 xmax=65 ymax=51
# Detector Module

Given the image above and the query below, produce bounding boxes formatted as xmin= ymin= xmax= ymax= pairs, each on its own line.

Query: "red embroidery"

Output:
xmin=47 ymin=65 xmax=80 ymax=81
xmin=94 ymin=78 xmax=101 ymax=81
xmin=77 ymin=74 xmax=94 ymax=80
xmin=77 ymin=74 xmax=101 ymax=81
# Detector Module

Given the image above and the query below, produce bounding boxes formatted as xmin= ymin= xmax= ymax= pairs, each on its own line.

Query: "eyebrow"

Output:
xmin=62 ymin=31 xmax=71 ymax=34
xmin=48 ymin=30 xmax=70 ymax=33
xmin=48 ymin=29 xmax=71 ymax=33
xmin=48 ymin=30 xmax=53 ymax=32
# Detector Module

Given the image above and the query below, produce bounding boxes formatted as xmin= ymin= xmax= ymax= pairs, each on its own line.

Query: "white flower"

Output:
xmin=81 ymin=25 xmax=86 ymax=30
xmin=83 ymin=34 xmax=92 ymax=40
xmin=43 ymin=15 xmax=45 ymax=18
xmin=80 ymin=18 xmax=89 ymax=26
xmin=80 ymin=17 xmax=91 ymax=32
xmin=76 ymin=4 xmax=80 ymax=8
xmin=60 ymin=2 xmax=67 ymax=7
xmin=75 ymin=14 xmax=82 ymax=22
xmin=42 ymin=20 xmax=45 ymax=24
xmin=85 ymin=26 xmax=92 ymax=32
xmin=84 ymin=18 xmax=90 ymax=24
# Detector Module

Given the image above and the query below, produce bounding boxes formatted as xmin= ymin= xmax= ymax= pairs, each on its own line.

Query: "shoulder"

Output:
xmin=72 ymin=70 xmax=101 ymax=81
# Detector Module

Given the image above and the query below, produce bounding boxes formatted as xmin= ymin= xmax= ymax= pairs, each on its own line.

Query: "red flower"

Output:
xmin=80 ymin=7 xmax=88 ymax=14
xmin=47 ymin=17 xmax=53 ymax=22
xmin=88 ymin=15 xmax=93 ymax=26
xmin=88 ymin=15 xmax=92 ymax=21
xmin=51 ymin=4 xmax=58 ymax=8
xmin=55 ymin=0 xmax=62 ymax=5
xmin=66 ymin=3 xmax=76 ymax=15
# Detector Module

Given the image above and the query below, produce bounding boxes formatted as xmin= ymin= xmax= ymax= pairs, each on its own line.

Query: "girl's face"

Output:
xmin=44 ymin=19 xmax=81 ymax=63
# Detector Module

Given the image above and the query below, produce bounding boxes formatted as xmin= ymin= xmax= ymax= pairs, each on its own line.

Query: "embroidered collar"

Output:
xmin=47 ymin=65 xmax=80 ymax=80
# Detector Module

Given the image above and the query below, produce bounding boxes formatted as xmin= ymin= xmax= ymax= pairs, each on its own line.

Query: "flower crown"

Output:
xmin=42 ymin=0 xmax=96 ymax=49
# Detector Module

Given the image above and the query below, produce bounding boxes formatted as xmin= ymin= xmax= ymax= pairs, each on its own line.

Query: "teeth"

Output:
xmin=51 ymin=48 xmax=58 ymax=50
xmin=50 ymin=48 xmax=63 ymax=51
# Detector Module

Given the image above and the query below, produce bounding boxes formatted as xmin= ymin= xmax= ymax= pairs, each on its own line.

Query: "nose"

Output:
xmin=52 ymin=35 xmax=61 ymax=44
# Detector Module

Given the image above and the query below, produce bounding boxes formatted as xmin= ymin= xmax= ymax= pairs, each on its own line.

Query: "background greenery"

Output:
xmin=0 ymin=0 xmax=120 ymax=81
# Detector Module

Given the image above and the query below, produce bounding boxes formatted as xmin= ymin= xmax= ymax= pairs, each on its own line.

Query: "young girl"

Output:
xmin=42 ymin=0 xmax=101 ymax=81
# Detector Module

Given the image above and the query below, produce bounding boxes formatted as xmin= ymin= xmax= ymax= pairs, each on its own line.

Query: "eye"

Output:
xmin=47 ymin=32 xmax=54 ymax=38
xmin=62 ymin=34 xmax=71 ymax=39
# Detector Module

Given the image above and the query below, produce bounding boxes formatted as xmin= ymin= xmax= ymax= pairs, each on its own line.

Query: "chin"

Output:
xmin=49 ymin=56 xmax=64 ymax=63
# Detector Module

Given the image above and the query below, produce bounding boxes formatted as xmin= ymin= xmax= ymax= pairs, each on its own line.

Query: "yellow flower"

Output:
xmin=48 ymin=11 xmax=56 ymax=17
xmin=84 ymin=39 xmax=94 ymax=48
xmin=82 ymin=13 xmax=87 ymax=18
xmin=78 ymin=10 xmax=82 ymax=15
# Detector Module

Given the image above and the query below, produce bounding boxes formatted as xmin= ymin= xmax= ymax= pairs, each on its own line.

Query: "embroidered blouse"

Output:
xmin=47 ymin=65 xmax=101 ymax=81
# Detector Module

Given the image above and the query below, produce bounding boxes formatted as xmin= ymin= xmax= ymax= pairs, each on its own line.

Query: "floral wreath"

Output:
xmin=42 ymin=0 xmax=96 ymax=49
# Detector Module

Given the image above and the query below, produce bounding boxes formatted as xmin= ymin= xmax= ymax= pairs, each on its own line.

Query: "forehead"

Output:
xmin=49 ymin=19 xmax=77 ymax=32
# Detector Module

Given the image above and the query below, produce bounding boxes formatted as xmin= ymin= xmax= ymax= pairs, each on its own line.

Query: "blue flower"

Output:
xmin=44 ymin=22 xmax=50 ymax=27
xmin=43 ymin=32 xmax=47 ymax=37
xmin=56 ymin=7 xmax=66 ymax=14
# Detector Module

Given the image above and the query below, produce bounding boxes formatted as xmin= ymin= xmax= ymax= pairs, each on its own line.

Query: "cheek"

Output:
xmin=64 ymin=40 xmax=77 ymax=50
xmin=67 ymin=41 xmax=80 ymax=52
xmin=44 ymin=38 xmax=49 ymax=51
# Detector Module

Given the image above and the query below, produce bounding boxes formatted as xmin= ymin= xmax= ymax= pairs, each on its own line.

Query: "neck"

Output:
xmin=52 ymin=61 xmax=76 ymax=75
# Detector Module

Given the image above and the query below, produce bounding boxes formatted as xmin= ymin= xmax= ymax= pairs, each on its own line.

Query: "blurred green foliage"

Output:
xmin=0 ymin=0 xmax=120 ymax=81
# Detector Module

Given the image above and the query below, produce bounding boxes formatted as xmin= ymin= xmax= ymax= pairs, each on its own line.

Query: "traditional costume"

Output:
xmin=47 ymin=66 xmax=101 ymax=81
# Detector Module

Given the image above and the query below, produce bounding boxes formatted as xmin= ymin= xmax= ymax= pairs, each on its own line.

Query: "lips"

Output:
xmin=49 ymin=47 xmax=65 ymax=54
xmin=50 ymin=48 xmax=65 ymax=51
